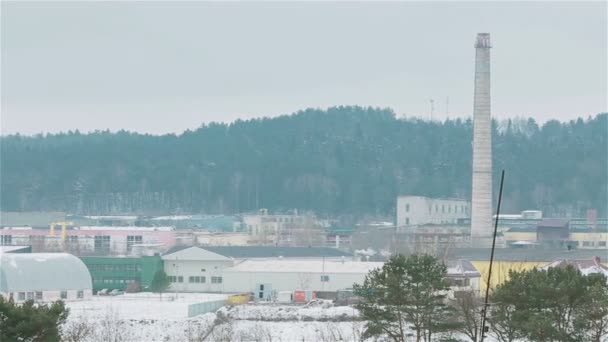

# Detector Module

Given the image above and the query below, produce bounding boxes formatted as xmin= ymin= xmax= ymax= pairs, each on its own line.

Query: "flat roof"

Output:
xmin=448 ymin=248 xmax=607 ymax=262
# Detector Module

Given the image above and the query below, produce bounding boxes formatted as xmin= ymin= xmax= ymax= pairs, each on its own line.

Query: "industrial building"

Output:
xmin=161 ymin=245 xmax=353 ymax=293
xmin=222 ymin=260 xmax=383 ymax=297
xmin=502 ymin=218 xmax=608 ymax=249
xmin=243 ymin=209 xmax=324 ymax=246
xmin=396 ymin=196 xmax=470 ymax=228
xmin=221 ymin=258 xmax=481 ymax=299
xmin=79 ymin=255 xmax=164 ymax=292
xmin=448 ymin=248 xmax=608 ymax=292
xmin=0 ymin=253 xmax=92 ymax=302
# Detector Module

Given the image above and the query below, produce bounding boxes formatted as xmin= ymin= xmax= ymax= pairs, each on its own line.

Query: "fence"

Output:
xmin=187 ymin=299 xmax=227 ymax=317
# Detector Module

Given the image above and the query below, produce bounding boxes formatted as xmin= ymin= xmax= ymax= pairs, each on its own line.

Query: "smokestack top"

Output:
xmin=475 ymin=33 xmax=492 ymax=49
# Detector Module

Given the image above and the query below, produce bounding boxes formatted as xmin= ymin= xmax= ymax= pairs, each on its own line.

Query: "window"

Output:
xmin=448 ymin=205 xmax=451 ymax=213
xmin=428 ymin=205 xmax=432 ymax=214
xmin=405 ymin=204 xmax=410 ymax=212
xmin=405 ymin=218 xmax=410 ymax=225
xmin=0 ymin=235 xmax=12 ymax=245
xmin=35 ymin=292 xmax=43 ymax=301
xmin=178 ymin=276 xmax=183 ymax=283
xmin=211 ymin=276 xmax=222 ymax=284
xmin=27 ymin=292 xmax=34 ymax=300
xmin=442 ymin=205 xmax=445 ymax=213
xmin=435 ymin=204 xmax=438 ymax=213
xmin=189 ymin=276 xmax=205 ymax=283
xmin=599 ymin=241 xmax=607 ymax=247
xmin=127 ymin=235 xmax=143 ymax=252
xmin=320 ymin=275 xmax=330 ymax=282
xmin=60 ymin=291 xmax=67 ymax=299
xmin=94 ymin=235 xmax=111 ymax=253
xmin=201 ymin=268 xmax=206 ymax=272
xmin=582 ymin=241 xmax=592 ymax=247
xmin=77 ymin=291 xmax=84 ymax=299
xmin=168 ymin=276 xmax=177 ymax=283
xmin=18 ymin=292 xmax=25 ymax=301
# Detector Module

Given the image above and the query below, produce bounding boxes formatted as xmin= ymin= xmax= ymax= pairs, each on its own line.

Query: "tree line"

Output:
xmin=1 ymin=106 xmax=606 ymax=217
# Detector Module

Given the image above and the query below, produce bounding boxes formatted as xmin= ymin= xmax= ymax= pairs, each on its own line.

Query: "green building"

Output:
xmin=79 ymin=255 xmax=163 ymax=292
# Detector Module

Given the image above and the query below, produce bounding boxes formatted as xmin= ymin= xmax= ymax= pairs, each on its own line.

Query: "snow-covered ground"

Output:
xmin=67 ymin=292 xmax=228 ymax=320
xmin=64 ymin=294 xmax=496 ymax=341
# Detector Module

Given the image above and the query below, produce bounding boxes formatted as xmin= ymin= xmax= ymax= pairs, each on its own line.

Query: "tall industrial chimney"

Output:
xmin=470 ymin=33 xmax=493 ymax=246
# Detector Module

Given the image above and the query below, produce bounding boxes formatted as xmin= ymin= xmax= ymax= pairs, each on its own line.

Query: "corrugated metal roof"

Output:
xmin=0 ymin=253 xmax=92 ymax=292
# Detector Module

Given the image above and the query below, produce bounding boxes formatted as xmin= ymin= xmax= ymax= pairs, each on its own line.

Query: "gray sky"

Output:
xmin=1 ymin=1 xmax=606 ymax=135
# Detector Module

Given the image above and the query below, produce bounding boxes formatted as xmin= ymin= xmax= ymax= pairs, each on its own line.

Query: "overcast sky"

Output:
xmin=1 ymin=1 xmax=606 ymax=135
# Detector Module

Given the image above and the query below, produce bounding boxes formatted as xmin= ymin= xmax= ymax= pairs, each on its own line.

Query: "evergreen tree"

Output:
xmin=354 ymin=254 xmax=459 ymax=342
xmin=490 ymin=266 xmax=608 ymax=342
xmin=150 ymin=270 xmax=170 ymax=294
xmin=0 ymin=297 xmax=69 ymax=342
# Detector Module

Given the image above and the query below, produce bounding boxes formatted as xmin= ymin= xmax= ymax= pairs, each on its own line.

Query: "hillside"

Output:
xmin=1 ymin=106 xmax=606 ymax=217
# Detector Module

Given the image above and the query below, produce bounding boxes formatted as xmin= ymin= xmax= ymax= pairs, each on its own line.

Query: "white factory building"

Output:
xmin=396 ymin=196 xmax=470 ymax=228
xmin=161 ymin=245 xmax=354 ymax=293
xmin=0 ymin=253 xmax=93 ymax=302
xmin=222 ymin=260 xmax=382 ymax=298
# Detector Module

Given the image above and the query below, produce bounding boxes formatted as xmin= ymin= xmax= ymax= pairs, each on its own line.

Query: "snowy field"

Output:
xmin=67 ymin=292 xmax=229 ymax=320
xmin=64 ymin=293 xmax=498 ymax=341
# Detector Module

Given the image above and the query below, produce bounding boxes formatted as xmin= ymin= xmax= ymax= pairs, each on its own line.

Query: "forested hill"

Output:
xmin=1 ymin=107 xmax=606 ymax=217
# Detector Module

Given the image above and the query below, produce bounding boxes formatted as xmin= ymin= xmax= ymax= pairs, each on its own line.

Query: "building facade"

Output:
xmin=243 ymin=210 xmax=324 ymax=246
xmin=396 ymin=196 xmax=470 ymax=228
xmin=80 ymin=255 xmax=164 ymax=292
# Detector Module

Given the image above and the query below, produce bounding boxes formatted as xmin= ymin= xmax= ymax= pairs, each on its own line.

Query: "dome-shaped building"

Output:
xmin=0 ymin=253 xmax=92 ymax=302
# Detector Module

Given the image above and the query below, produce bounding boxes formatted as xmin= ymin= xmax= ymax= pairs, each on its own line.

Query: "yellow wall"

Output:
xmin=503 ymin=231 xmax=536 ymax=241
xmin=570 ymin=232 xmax=608 ymax=245
xmin=471 ymin=260 xmax=545 ymax=292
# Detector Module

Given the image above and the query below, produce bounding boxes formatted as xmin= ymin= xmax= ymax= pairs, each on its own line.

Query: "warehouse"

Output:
xmin=0 ymin=253 xmax=92 ymax=302
xmin=222 ymin=259 xmax=382 ymax=297
xmin=161 ymin=245 xmax=353 ymax=293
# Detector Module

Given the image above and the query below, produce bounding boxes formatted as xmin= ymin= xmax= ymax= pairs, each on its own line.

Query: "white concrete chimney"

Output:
xmin=470 ymin=33 xmax=493 ymax=247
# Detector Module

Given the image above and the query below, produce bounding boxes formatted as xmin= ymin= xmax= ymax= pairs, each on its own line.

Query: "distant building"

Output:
xmin=243 ymin=209 xmax=324 ymax=246
xmin=0 ymin=226 xmax=176 ymax=255
xmin=538 ymin=256 xmax=608 ymax=277
xmin=0 ymin=253 xmax=92 ymax=302
xmin=447 ymin=248 xmax=608 ymax=292
xmin=396 ymin=196 xmax=470 ymax=228
xmin=503 ymin=221 xmax=607 ymax=250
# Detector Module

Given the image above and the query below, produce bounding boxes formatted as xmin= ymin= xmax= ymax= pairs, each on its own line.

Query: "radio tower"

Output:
xmin=470 ymin=33 xmax=493 ymax=247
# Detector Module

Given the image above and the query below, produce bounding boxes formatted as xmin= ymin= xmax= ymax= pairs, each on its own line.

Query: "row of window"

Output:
xmin=581 ymin=241 xmax=607 ymax=247
xmin=87 ymin=264 xmax=142 ymax=272
xmin=169 ymin=276 xmax=223 ymax=284
xmin=92 ymin=277 xmax=137 ymax=284
xmin=13 ymin=290 xmax=83 ymax=301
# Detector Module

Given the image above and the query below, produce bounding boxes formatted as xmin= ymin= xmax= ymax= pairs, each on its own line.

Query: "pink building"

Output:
xmin=0 ymin=226 xmax=176 ymax=255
